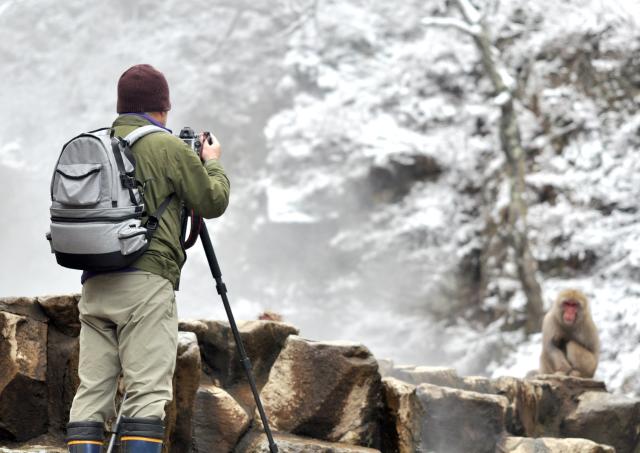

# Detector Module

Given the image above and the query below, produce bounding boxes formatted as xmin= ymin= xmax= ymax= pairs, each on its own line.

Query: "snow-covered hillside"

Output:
xmin=259 ymin=0 xmax=640 ymax=394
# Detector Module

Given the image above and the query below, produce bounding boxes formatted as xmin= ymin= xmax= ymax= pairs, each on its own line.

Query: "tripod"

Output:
xmin=198 ymin=222 xmax=279 ymax=453
xmin=178 ymin=128 xmax=278 ymax=451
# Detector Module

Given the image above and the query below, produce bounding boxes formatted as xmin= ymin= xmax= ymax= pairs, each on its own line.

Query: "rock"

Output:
xmin=367 ymin=153 xmax=442 ymax=203
xmin=0 ymin=311 xmax=48 ymax=441
xmin=235 ymin=431 xmax=382 ymax=453
xmin=179 ymin=320 xmax=298 ymax=407
xmin=192 ymin=384 xmax=251 ymax=453
xmin=562 ymin=390 xmax=640 ymax=453
xmin=179 ymin=319 xmax=208 ymax=339
xmin=0 ymin=297 xmax=47 ymax=323
xmin=461 ymin=375 xmax=497 ymax=393
xmin=388 ymin=365 xmax=462 ymax=388
xmin=45 ymin=327 xmax=79 ymax=434
xmin=492 ymin=377 xmax=555 ymax=437
xmin=381 ymin=378 xmax=423 ymax=453
xmin=531 ymin=374 xmax=607 ymax=393
xmin=416 ymin=383 xmax=508 ymax=453
xmin=0 ymin=434 xmax=65 ymax=452
xmin=480 ymin=375 xmax=607 ymax=438
xmin=260 ymin=336 xmax=383 ymax=447
xmin=165 ymin=332 xmax=202 ymax=453
xmin=0 ymin=446 xmax=66 ymax=453
xmin=376 ymin=359 xmax=394 ymax=377
xmin=500 ymin=436 xmax=615 ymax=453
xmin=36 ymin=295 xmax=80 ymax=337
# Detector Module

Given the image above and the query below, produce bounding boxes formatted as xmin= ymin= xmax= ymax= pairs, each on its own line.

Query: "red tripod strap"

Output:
xmin=183 ymin=209 xmax=202 ymax=249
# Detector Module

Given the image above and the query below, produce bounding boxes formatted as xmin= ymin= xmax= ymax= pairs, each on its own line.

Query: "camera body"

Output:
xmin=178 ymin=127 xmax=203 ymax=156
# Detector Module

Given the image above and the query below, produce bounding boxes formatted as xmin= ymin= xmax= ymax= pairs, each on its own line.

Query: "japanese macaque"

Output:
xmin=258 ymin=311 xmax=283 ymax=322
xmin=539 ymin=289 xmax=599 ymax=378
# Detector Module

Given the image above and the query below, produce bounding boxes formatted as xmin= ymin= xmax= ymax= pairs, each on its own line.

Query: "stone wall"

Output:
xmin=1 ymin=295 xmax=638 ymax=452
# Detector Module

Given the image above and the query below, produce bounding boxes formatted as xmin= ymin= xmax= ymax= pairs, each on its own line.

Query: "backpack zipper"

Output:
xmin=51 ymin=213 xmax=140 ymax=223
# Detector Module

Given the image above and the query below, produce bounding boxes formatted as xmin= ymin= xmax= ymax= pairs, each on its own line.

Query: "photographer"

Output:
xmin=66 ymin=64 xmax=230 ymax=452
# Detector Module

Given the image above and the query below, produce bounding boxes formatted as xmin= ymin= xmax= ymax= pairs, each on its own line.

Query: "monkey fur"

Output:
xmin=539 ymin=289 xmax=599 ymax=378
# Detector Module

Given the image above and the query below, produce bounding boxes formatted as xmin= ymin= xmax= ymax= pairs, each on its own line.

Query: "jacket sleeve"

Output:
xmin=167 ymin=142 xmax=230 ymax=219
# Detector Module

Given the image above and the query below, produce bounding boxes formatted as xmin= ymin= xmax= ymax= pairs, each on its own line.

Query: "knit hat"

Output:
xmin=117 ymin=64 xmax=171 ymax=113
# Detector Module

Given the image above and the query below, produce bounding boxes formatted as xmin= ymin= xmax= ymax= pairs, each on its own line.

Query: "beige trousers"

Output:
xmin=69 ymin=271 xmax=178 ymax=423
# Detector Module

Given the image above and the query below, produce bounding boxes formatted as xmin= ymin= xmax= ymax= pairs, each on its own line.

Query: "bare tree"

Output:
xmin=423 ymin=0 xmax=544 ymax=333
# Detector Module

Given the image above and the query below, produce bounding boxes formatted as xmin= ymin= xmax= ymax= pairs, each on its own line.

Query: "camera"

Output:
xmin=178 ymin=127 xmax=213 ymax=157
xmin=179 ymin=127 xmax=202 ymax=156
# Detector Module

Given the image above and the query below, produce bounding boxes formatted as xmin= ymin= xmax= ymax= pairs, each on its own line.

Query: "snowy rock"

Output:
xmin=367 ymin=152 xmax=442 ymax=203
xmin=260 ymin=336 xmax=383 ymax=447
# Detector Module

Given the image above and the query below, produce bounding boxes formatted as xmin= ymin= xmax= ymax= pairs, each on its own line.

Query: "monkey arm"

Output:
xmin=547 ymin=343 xmax=572 ymax=373
xmin=566 ymin=341 xmax=598 ymax=378
xmin=540 ymin=314 xmax=572 ymax=374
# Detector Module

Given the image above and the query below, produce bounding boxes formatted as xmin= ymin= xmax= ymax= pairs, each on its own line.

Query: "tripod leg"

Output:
xmin=199 ymin=224 xmax=279 ymax=453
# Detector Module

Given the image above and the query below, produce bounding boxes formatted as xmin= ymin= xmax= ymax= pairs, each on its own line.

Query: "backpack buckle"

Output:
xmin=146 ymin=216 xmax=159 ymax=230
xmin=120 ymin=174 xmax=136 ymax=189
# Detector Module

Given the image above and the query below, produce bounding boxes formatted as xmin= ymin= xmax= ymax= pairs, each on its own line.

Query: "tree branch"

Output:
xmin=453 ymin=0 xmax=482 ymax=24
xmin=421 ymin=17 xmax=481 ymax=36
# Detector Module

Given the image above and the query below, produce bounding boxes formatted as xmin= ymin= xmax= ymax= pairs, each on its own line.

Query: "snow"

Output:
xmin=266 ymin=185 xmax=318 ymax=223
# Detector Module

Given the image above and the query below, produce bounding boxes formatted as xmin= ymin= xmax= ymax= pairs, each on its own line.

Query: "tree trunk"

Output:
xmin=499 ymin=101 xmax=545 ymax=333
xmin=426 ymin=1 xmax=546 ymax=332
xmin=465 ymin=6 xmax=545 ymax=332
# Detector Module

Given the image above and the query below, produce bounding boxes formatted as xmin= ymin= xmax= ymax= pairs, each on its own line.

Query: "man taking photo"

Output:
xmin=65 ymin=64 xmax=230 ymax=453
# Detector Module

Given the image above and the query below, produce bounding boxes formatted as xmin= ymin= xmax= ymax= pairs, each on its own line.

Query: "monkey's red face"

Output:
xmin=562 ymin=299 xmax=580 ymax=325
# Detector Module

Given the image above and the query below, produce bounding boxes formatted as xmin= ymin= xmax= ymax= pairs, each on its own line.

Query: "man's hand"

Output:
xmin=200 ymin=132 xmax=221 ymax=162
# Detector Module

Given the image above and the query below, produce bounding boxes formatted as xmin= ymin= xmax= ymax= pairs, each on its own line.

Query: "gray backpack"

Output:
xmin=46 ymin=125 xmax=172 ymax=271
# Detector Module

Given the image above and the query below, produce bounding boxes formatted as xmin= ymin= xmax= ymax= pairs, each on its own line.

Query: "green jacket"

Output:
xmin=112 ymin=114 xmax=230 ymax=289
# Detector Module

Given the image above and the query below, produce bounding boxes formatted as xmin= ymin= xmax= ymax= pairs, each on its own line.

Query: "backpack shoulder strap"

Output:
xmin=123 ymin=125 xmax=168 ymax=147
xmin=145 ymin=194 xmax=175 ymax=240
xmin=111 ymin=125 xmax=170 ymax=204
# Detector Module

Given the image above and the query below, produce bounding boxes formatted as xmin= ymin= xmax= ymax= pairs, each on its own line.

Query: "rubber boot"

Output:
xmin=66 ymin=421 xmax=104 ymax=452
xmin=120 ymin=417 xmax=164 ymax=453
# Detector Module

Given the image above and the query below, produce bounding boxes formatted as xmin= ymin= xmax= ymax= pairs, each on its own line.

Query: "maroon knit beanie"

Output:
xmin=117 ymin=64 xmax=171 ymax=113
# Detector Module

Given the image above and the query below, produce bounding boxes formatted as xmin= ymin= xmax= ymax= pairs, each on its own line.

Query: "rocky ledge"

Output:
xmin=0 ymin=295 xmax=638 ymax=452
